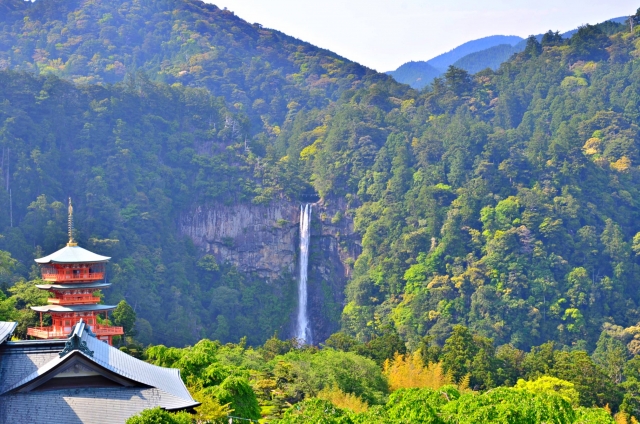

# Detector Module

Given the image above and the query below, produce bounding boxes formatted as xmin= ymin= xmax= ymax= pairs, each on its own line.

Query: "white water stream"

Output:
xmin=296 ymin=204 xmax=312 ymax=344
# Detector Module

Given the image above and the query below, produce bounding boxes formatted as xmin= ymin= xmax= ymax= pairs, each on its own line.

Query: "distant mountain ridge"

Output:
xmin=385 ymin=61 xmax=442 ymax=90
xmin=387 ymin=35 xmax=522 ymax=89
xmin=388 ymin=16 xmax=629 ymax=90
xmin=425 ymin=35 xmax=523 ymax=71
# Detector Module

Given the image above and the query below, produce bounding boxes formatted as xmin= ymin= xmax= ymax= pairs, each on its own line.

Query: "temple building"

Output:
xmin=27 ymin=199 xmax=123 ymax=345
xmin=0 ymin=199 xmax=199 ymax=423
xmin=0 ymin=319 xmax=199 ymax=423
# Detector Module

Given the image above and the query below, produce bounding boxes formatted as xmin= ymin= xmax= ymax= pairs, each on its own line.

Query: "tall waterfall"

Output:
xmin=296 ymin=204 xmax=312 ymax=345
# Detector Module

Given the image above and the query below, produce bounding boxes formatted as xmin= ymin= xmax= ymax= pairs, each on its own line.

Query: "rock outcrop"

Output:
xmin=179 ymin=199 xmax=360 ymax=343
xmin=180 ymin=201 xmax=299 ymax=278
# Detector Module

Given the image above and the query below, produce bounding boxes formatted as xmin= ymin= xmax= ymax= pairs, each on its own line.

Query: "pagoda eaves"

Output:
xmin=27 ymin=198 xmax=123 ymax=345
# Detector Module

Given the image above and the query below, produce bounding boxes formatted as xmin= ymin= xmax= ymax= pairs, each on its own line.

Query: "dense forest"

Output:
xmin=2 ymin=0 xmax=640 ymax=420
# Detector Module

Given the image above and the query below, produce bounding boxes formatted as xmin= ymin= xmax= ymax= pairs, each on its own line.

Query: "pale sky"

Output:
xmin=207 ymin=0 xmax=638 ymax=72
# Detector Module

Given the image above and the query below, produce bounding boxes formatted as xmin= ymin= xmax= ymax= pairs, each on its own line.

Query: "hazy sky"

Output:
xmin=208 ymin=0 xmax=637 ymax=72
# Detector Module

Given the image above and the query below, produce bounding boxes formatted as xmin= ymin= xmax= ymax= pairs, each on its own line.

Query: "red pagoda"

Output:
xmin=27 ymin=199 xmax=123 ymax=345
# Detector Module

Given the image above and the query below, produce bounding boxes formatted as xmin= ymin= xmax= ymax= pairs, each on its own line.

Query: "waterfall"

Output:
xmin=296 ymin=203 xmax=312 ymax=345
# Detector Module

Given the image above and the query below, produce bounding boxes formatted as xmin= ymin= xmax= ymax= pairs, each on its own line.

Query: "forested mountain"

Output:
xmin=384 ymin=61 xmax=441 ymax=90
xmin=389 ymin=17 xmax=629 ymax=90
xmin=0 ymin=0 xmax=395 ymax=128
xmin=425 ymin=35 xmax=523 ymax=71
xmin=1 ymin=0 xmax=640 ymax=359
xmin=2 ymin=1 xmax=640 ymax=421
xmin=451 ymin=44 xmax=521 ymax=74
xmin=0 ymin=0 xmax=409 ymax=346
xmin=387 ymin=35 xmax=523 ymax=89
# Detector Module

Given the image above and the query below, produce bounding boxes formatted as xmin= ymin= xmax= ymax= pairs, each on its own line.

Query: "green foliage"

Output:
xmin=568 ymin=25 xmax=611 ymax=61
xmin=444 ymin=66 xmax=473 ymax=96
xmin=207 ymin=375 xmax=260 ymax=420
xmin=515 ymin=376 xmax=580 ymax=406
xmin=5 ymin=280 xmax=49 ymax=337
xmin=277 ymin=398 xmax=355 ymax=424
xmin=385 ymin=387 xmax=454 ymax=423
xmin=1 ymin=0 xmax=640 ymax=382
xmin=112 ymin=300 xmax=137 ymax=337
xmin=125 ymin=407 xmax=192 ymax=424
xmin=274 ymin=349 xmax=389 ymax=405
xmin=593 ymin=330 xmax=628 ymax=384
xmin=273 ymin=385 xmax=616 ymax=424
xmin=523 ymin=36 xmax=542 ymax=58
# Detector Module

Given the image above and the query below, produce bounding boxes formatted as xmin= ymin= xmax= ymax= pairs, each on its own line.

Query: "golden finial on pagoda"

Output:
xmin=67 ymin=197 xmax=77 ymax=246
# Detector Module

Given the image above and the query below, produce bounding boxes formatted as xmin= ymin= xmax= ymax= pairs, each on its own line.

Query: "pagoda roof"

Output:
xmin=35 ymin=282 xmax=111 ymax=290
xmin=35 ymin=245 xmax=110 ymax=264
xmin=0 ymin=322 xmax=17 ymax=345
xmin=0 ymin=321 xmax=199 ymax=423
xmin=31 ymin=304 xmax=117 ymax=313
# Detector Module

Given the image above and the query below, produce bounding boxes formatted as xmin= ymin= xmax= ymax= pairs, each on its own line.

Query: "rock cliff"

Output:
xmin=180 ymin=199 xmax=360 ymax=343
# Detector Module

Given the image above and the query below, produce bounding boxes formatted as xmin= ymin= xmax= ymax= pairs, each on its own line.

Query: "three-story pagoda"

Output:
xmin=27 ymin=199 xmax=123 ymax=345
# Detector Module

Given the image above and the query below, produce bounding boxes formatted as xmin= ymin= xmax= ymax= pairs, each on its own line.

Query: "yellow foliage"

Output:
xmin=317 ymin=385 xmax=369 ymax=413
xmin=300 ymin=139 xmax=322 ymax=161
xmin=611 ymin=156 xmax=632 ymax=173
xmin=582 ymin=61 xmax=598 ymax=75
xmin=309 ymin=125 xmax=328 ymax=138
xmin=583 ymin=137 xmax=602 ymax=155
xmin=458 ymin=374 xmax=471 ymax=393
xmin=383 ymin=351 xmax=453 ymax=391
xmin=614 ymin=411 xmax=637 ymax=424
xmin=401 ymin=99 xmax=415 ymax=112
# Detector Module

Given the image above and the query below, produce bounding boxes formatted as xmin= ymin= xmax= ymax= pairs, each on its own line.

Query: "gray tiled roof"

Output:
xmin=0 ymin=340 xmax=64 ymax=394
xmin=4 ymin=324 xmax=195 ymax=403
xmin=0 ymin=322 xmax=17 ymax=345
xmin=0 ymin=387 xmax=195 ymax=424
xmin=35 ymin=245 xmax=110 ymax=264
xmin=0 ymin=321 xmax=198 ymax=423
xmin=31 ymin=304 xmax=117 ymax=313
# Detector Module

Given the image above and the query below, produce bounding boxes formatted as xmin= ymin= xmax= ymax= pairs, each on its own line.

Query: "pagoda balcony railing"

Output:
xmin=41 ymin=272 xmax=105 ymax=282
xmin=92 ymin=324 xmax=125 ymax=335
xmin=47 ymin=296 xmax=102 ymax=305
xmin=28 ymin=324 xmax=124 ymax=339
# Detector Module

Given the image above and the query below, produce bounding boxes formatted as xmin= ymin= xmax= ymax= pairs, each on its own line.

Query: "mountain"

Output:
xmin=384 ymin=61 xmax=441 ymax=90
xmin=451 ymin=43 xmax=521 ymax=75
xmin=387 ymin=35 xmax=522 ymax=89
xmin=1 ymin=0 xmax=640 ymax=364
xmin=0 ymin=0 xmax=411 ymax=347
xmin=2 ymin=5 xmax=640 ymax=420
xmin=389 ymin=17 xmax=630 ymax=90
xmin=425 ymin=35 xmax=523 ymax=71
xmin=0 ymin=0 xmax=397 ymax=130
xmin=386 ymin=35 xmax=523 ymax=88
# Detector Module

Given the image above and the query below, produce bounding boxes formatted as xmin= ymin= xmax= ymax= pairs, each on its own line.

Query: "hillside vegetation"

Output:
xmin=1 ymin=0 xmax=640 ymax=421
xmin=0 ymin=0 xmax=408 ymax=346
xmin=388 ymin=19 xmax=628 ymax=89
xmin=0 ymin=0 xmax=397 ymax=128
xmin=0 ymin=0 xmax=639 ymax=376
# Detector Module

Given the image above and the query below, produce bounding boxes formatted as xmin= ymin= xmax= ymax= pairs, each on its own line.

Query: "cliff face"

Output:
xmin=179 ymin=199 xmax=360 ymax=343
xmin=180 ymin=201 xmax=299 ymax=278
xmin=305 ymin=198 xmax=361 ymax=343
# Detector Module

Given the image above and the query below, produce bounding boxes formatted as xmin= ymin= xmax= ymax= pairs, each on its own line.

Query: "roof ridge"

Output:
xmin=1 ymin=321 xmax=198 ymax=407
